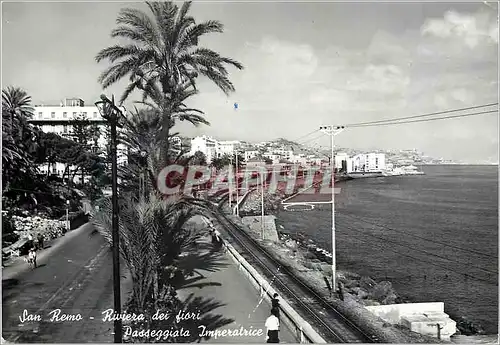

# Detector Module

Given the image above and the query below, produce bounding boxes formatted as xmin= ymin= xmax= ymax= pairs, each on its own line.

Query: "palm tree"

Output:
xmin=92 ymin=193 xmax=210 ymax=307
xmin=118 ymin=107 xmax=195 ymax=199
xmin=2 ymin=87 xmax=38 ymax=193
xmin=95 ymin=1 xmax=243 ymax=146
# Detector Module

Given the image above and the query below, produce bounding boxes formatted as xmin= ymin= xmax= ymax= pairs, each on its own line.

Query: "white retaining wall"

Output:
xmin=220 ymin=237 xmax=326 ymax=344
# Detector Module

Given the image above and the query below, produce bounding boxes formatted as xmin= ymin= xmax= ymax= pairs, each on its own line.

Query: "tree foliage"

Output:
xmin=210 ymin=153 xmax=244 ymax=171
xmin=2 ymin=86 xmax=39 ymax=192
xmin=95 ymin=1 xmax=243 ymax=159
xmin=191 ymin=151 xmax=207 ymax=166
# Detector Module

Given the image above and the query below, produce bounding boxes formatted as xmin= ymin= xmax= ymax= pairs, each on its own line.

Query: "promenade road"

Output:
xmin=179 ymin=216 xmax=297 ymax=343
xmin=3 ymin=218 xmax=297 ymax=343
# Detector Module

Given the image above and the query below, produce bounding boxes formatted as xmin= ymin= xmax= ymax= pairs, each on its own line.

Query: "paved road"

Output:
xmin=179 ymin=217 xmax=297 ymax=343
xmin=3 ymin=219 xmax=298 ymax=343
xmin=2 ymin=223 xmax=128 ymax=343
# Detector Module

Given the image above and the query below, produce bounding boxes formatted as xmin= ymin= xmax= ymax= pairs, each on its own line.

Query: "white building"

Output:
xmin=263 ymin=153 xmax=280 ymax=164
xmin=335 ymin=153 xmax=350 ymax=170
xmin=350 ymin=153 xmax=386 ymax=172
xmin=217 ymin=140 xmax=241 ymax=157
xmin=244 ymin=150 xmax=259 ymax=161
xmin=30 ymin=98 xmax=128 ymax=181
xmin=189 ymin=135 xmax=218 ymax=163
xmin=272 ymin=148 xmax=293 ymax=161
xmin=290 ymin=154 xmax=307 ymax=165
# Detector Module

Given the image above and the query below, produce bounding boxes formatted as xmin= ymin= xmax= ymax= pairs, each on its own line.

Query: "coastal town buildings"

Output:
xmin=190 ymin=135 xmax=218 ymax=163
xmin=244 ymin=150 xmax=259 ymax=161
xmin=29 ymin=97 xmax=128 ymax=181
xmin=189 ymin=135 xmax=392 ymax=175
xmin=189 ymin=136 xmax=242 ymax=163
xmin=217 ymin=140 xmax=241 ymax=156
xmin=350 ymin=153 xmax=386 ymax=172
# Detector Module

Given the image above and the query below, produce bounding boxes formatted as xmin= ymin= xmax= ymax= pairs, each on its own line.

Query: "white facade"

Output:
xmin=350 ymin=153 xmax=386 ymax=172
xmin=271 ymin=148 xmax=293 ymax=161
xmin=190 ymin=135 xmax=218 ymax=163
xmin=263 ymin=153 xmax=280 ymax=164
xmin=335 ymin=153 xmax=349 ymax=170
xmin=290 ymin=154 xmax=307 ymax=165
xmin=244 ymin=150 xmax=259 ymax=161
xmin=217 ymin=140 xmax=241 ymax=157
xmin=30 ymin=98 xmax=129 ymax=180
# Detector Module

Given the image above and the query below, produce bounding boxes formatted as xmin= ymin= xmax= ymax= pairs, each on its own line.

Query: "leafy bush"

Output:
xmin=11 ymin=215 xmax=65 ymax=242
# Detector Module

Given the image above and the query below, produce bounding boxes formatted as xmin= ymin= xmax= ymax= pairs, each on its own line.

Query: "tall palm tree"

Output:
xmin=2 ymin=87 xmax=38 ymax=192
xmin=95 ymin=1 xmax=243 ymax=145
xmin=119 ymin=107 xmax=200 ymax=200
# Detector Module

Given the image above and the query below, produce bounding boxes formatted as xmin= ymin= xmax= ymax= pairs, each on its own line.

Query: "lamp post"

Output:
xmin=66 ymin=199 xmax=70 ymax=231
xmin=229 ymin=155 xmax=233 ymax=212
xmin=235 ymin=152 xmax=240 ymax=217
xmin=260 ymin=169 xmax=265 ymax=240
xmin=139 ymin=151 xmax=147 ymax=203
xmin=319 ymin=125 xmax=345 ymax=294
xmin=95 ymin=94 xmax=126 ymax=343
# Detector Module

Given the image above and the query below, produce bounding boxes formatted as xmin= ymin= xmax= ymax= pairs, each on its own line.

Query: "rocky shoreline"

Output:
xmin=235 ymin=189 xmax=488 ymax=338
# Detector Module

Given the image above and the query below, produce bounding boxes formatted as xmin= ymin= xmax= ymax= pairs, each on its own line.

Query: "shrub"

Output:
xmin=456 ymin=317 xmax=485 ymax=335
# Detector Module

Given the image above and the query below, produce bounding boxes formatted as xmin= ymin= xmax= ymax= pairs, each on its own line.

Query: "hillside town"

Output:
xmin=186 ymin=135 xmax=429 ymax=176
xmin=27 ymin=97 xmax=441 ymax=183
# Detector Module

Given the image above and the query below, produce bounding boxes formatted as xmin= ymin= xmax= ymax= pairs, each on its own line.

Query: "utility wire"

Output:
xmin=344 ymin=103 xmax=498 ymax=127
xmin=340 ymin=212 xmax=497 ymax=260
xmin=335 ymin=219 xmax=497 ymax=276
xmin=348 ymin=110 xmax=498 ymax=128
xmin=334 ymin=220 xmax=498 ymax=286
xmin=290 ymin=129 xmax=319 ymax=143
xmin=297 ymin=133 xmax=325 ymax=146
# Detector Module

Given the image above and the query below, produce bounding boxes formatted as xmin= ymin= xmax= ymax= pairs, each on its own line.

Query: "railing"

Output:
xmin=219 ymin=235 xmax=326 ymax=344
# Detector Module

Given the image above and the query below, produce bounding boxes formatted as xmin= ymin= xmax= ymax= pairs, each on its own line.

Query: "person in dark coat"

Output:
xmin=271 ymin=293 xmax=280 ymax=319
xmin=37 ymin=233 xmax=44 ymax=250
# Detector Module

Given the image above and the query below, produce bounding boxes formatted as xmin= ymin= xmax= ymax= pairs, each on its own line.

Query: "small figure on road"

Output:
xmin=37 ymin=233 xmax=44 ymax=250
xmin=337 ymin=281 xmax=344 ymax=301
xmin=271 ymin=293 xmax=280 ymax=319
xmin=265 ymin=308 xmax=280 ymax=343
xmin=27 ymin=248 xmax=37 ymax=269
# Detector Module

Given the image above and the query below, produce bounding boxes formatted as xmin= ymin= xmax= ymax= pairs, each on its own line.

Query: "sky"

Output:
xmin=2 ymin=1 xmax=499 ymax=163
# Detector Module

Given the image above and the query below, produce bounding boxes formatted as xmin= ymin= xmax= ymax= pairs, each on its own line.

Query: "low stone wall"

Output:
xmin=220 ymin=230 xmax=326 ymax=344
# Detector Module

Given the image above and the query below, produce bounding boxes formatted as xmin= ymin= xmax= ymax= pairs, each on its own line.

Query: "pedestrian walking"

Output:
xmin=37 ymin=233 xmax=44 ymax=250
xmin=337 ymin=281 xmax=345 ymax=301
xmin=271 ymin=293 xmax=280 ymax=319
xmin=265 ymin=308 xmax=280 ymax=343
xmin=27 ymin=248 xmax=37 ymax=269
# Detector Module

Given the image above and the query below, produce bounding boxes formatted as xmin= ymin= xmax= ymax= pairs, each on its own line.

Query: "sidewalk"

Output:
xmin=178 ymin=216 xmax=297 ymax=343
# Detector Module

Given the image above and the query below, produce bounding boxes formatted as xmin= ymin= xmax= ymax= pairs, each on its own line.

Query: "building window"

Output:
xmin=63 ymin=125 xmax=68 ymax=133
xmin=83 ymin=112 xmax=87 ymax=117
xmin=73 ymin=112 xmax=77 ymax=117
xmin=63 ymin=112 xmax=67 ymax=118
xmin=38 ymin=112 xmax=43 ymax=118
xmin=51 ymin=112 xmax=55 ymax=118
xmin=93 ymin=112 xmax=98 ymax=118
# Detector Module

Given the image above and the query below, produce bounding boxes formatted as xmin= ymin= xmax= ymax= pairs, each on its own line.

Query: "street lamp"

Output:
xmin=319 ymin=125 xmax=345 ymax=295
xmin=66 ymin=199 xmax=70 ymax=232
xmin=95 ymin=94 xmax=126 ymax=343
xmin=139 ymin=151 xmax=147 ymax=203
xmin=235 ymin=152 xmax=240 ymax=217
